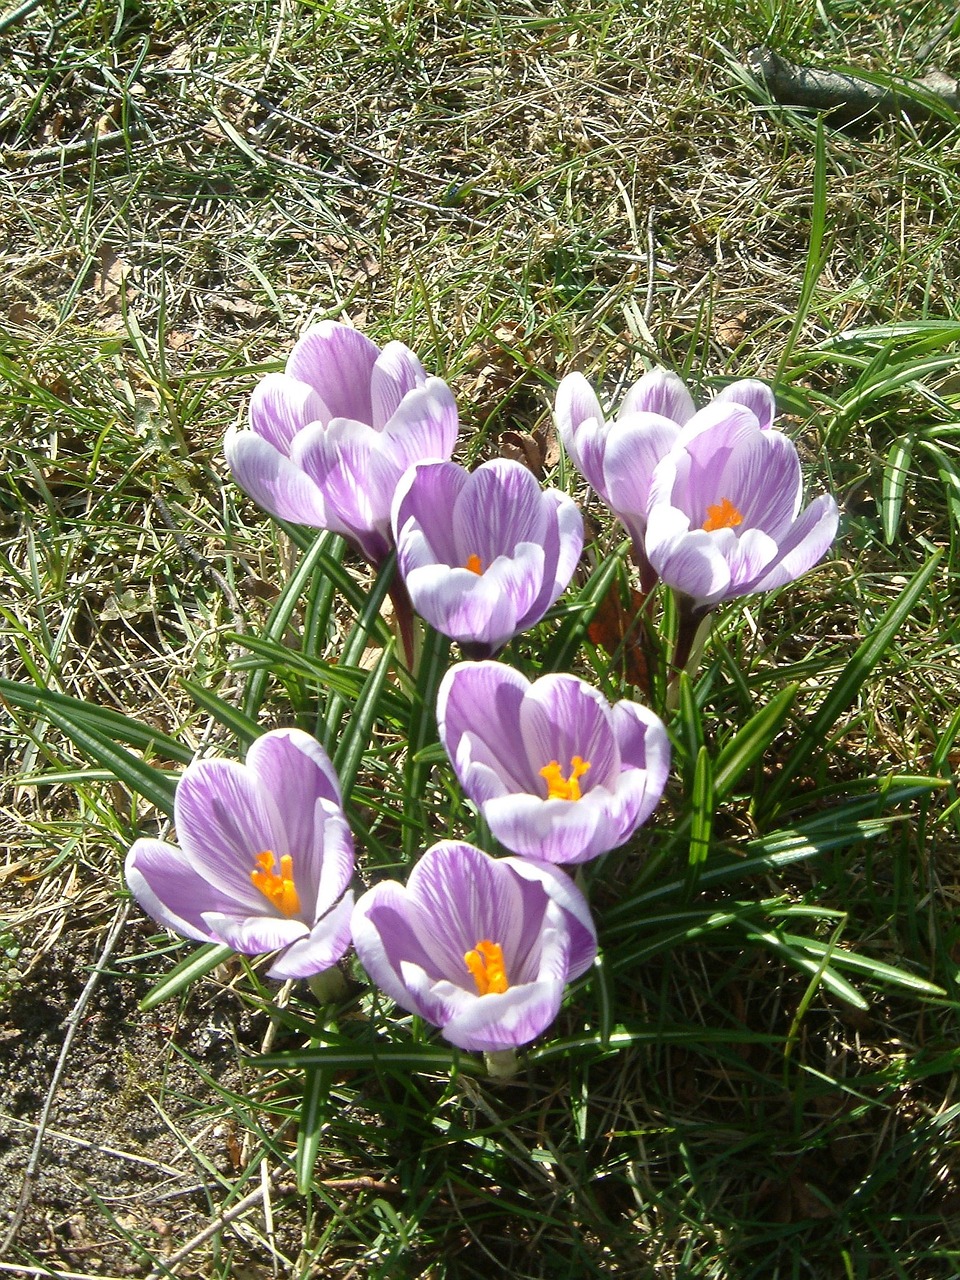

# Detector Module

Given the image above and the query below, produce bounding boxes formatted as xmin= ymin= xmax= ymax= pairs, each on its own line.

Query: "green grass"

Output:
xmin=2 ymin=0 xmax=960 ymax=1276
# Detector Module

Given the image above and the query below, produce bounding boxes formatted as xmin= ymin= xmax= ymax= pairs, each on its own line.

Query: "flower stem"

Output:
xmin=484 ymin=1049 xmax=519 ymax=1080
xmin=387 ymin=575 xmax=419 ymax=674
xmin=307 ymin=965 xmax=349 ymax=1004
xmin=666 ymin=597 xmax=714 ymax=710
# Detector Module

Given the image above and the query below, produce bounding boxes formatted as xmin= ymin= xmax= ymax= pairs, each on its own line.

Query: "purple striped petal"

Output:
xmin=249 ymin=374 xmax=329 ymax=454
xmin=285 ymin=323 xmax=380 ymax=422
xmin=125 ymin=839 xmax=240 ymax=944
xmin=713 ymin=379 xmax=776 ymax=430
xmin=370 ymin=341 xmax=427 ymax=429
xmin=620 ymin=368 xmax=696 ymax=424
xmin=224 ymin=428 xmax=330 ymax=527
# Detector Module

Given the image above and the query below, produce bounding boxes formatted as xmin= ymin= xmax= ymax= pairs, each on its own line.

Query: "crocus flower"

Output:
xmin=616 ymin=406 xmax=839 ymax=612
xmin=351 ymin=841 xmax=597 ymax=1052
xmin=436 ymin=663 xmax=670 ymax=864
xmin=391 ymin=458 xmax=583 ymax=657
xmin=125 ymin=729 xmax=355 ymax=980
xmin=555 ymin=366 xmax=774 ymax=512
xmin=225 ymin=321 xmax=459 ymax=564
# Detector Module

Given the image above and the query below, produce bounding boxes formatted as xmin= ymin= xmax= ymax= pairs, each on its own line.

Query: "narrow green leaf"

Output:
xmin=541 ymin=542 xmax=628 ymax=674
xmin=253 ymin=1042 xmax=470 ymax=1071
xmin=737 ymin=923 xmax=868 ymax=1009
xmin=403 ymin=625 xmax=450 ymax=861
xmin=242 ymin=531 xmax=347 ymax=722
xmin=42 ymin=707 xmax=177 ymax=815
xmin=774 ymin=117 xmax=827 ymax=385
xmin=759 ymin=551 xmax=942 ymax=817
xmin=0 ymin=676 xmax=193 ymax=763
xmin=882 ymin=436 xmax=915 ymax=544
xmin=713 ymin=683 xmax=798 ymax=801
xmin=181 ymin=677 xmax=262 ymax=747
xmin=783 ymin=936 xmax=944 ymax=995
xmin=296 ymin=1063 xmax=329 ymax=1194
xmin=332 ymin=641 xmax=395 ymax=800
xmin=139 ymin=942 xmax=234 ymax=1011
xmin=687 ymin=745 xmax=713 ymax=872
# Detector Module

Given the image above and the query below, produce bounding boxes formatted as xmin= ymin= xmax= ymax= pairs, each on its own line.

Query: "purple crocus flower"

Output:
xmin=436 ymin=663 xmax=670 ymax=864
xmin=555 ymin=367 xmax=774 ymax=510
xmin=125 ymin=729 xmax=355 ymax=980
xmin=617 ymin=407 xmax=839 ymax=612
xmin=391 ymin=458 xmax=583 ymax=657
xmin=555 ymin=368 xmax=775 ymax=586
xmin=351 ymin=841 xmax=597 ymax=1052
xmin=225 ymin=322 xmax=459 ymax=564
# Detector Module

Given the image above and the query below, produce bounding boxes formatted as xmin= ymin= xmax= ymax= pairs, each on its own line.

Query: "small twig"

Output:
xmin=144 ymin=1180 xmax=294 ymax=1280
xmin=916 ymin=11 xmax=960 ymax=66
xmin=0 ymin=902 xmax=130 ymax=1258
xmin=748 ymin=46 xmax=960 ymax=118
xmin=152 ymin=493 xmax=244 ymax=632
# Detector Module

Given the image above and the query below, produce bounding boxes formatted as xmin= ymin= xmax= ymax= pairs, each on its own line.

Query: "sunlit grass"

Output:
xmin=2 ymin=0 xmax=960 ymax=1275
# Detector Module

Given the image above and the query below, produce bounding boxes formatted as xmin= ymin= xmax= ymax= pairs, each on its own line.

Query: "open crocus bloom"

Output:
xmin=225 ymin=322 xmax=459 ymax=564
xmin=437 ymin=663 xmax=670 ymax=864
xmin=391 ymin=458 xmax=583 ymax=657
xmin=125 ymin=729 xmax=355 ymax=980
xmin=351 ymin=841 xmax=597 ymax=1052
xmin=629 ymin=406 xmax=839 ymax=611
xmin=554 ymin=366 xmax=775 ymax=523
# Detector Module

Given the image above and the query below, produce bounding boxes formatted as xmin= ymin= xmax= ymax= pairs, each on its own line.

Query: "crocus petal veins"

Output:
xmin=539 ymin=755 xmax=591 ymax=801
xmin=464 ymin=939 xmax=509 ymax=995
xmin=465 ymin=553 xmax=483 ymax=574
xmin=702 ymin=497 xmax=743 ymax=532
xmin=251 ymin=850 xmax=301 ymax=917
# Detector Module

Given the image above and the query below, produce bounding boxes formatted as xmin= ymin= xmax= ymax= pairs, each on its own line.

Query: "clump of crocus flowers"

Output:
xmin=126 ymin=320 xmax=839 ymax=1069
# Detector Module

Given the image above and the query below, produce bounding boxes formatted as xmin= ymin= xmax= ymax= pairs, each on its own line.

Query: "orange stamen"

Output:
xmin=539 ymin=755 xmax=591 ymax=801
xmin=464 ymin=553 xmax=483 ymax=574
xmin=702 ymin=497 xmax=743 ymax=532
xmin=464 ymin=939 xmax=509 ymax=995
xmin=250 ymin=849 xmax=301 ymax=917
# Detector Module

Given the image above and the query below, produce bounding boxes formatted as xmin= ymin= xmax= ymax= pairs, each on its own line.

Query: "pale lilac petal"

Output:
xmin=554 ymin=372 xmax=607 ymax=494
xmin=620 ymin=368 xmax=696 ymax=424
xmin=224 ymin=428 xmax=330 ymax=527
xmin=370 ymin=341 xmax=427 ymax=429
xmin=646 ymin=519 xmax=732 ymax=605
xmin=750 ymin=494 xmax=839 ymax=593
xmin=519 ymin=674 xmax=620 ymax=788
xmin=442 ymin=976 xmax=566 ymax=1051
xmin=351 ymin=882 xmax=429 ymax=1010
xmin=484 ymin=791 xmax=607 ymax=863
xmin=125 ymin=840 xmax=237 ymax=944
xmin=292 ymin=417 xmax=398 ymax=559
xmin=248 ymin=374 xmax=329 ymax=454
xmin=521 ymin=492 xmax=582 ymax=623
xmin=173 ymin=759 xmax=278 ymax=910
xmin=437 ymin=662 xmax=533 ymax=792
xmin=202 ymin=912 xmax=308 ymax=954
xmin=505 ymin=860 xmax=597 ymax=978
xmin=717 ymin=430 xmax=801 ymax=535
xmin=392 ymin=461 xmax=467 ymax=568
xmin=714 ymin=379 xmax=776 ymax=430
xmin=602 ymin=413 xmax=684 ymax=540
xmin=612 ymin=702 xmax=672 ymax=823
xmin=403 ymin=562 xmax=519 ymax=653
xmin=451 ymin=461 xmax=548 ymax=567
xmin=286 ymin=322 xmax=380 ymax=422
xmin=380 ymin=378 xmax=459 ymax=471
xmin=267 ymin=892 xmax=355 ymax=979
xmin=406 ymin=842 xmax=539 ymax=972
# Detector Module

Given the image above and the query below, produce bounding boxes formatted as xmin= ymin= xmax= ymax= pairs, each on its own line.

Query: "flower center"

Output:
xmin=702 ymin=497 xmax=743 ymax=532
xmin=464 ymin=553 xmax=483 ymax=574
xmin=250 ymin=850 xmax=301 ymax=917
xmin=539 ymin=755 xmax=591 ymax=801
xmin=464 ymin=939 xmax=509 ymax=995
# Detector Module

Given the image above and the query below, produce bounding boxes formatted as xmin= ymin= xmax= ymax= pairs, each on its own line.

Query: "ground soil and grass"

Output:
xmin=3 ymin=1 xmax=960 ymax=1277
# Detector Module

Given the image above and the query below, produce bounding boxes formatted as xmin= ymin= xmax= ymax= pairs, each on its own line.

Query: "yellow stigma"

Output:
xmin=702 ymin=497 xmax=743 ymax=532
xmin=539 ymin=755 xmax=591 ymax=801
xmin=464 ymin=939 xmax=509 ymax=995
xmin=250 ymin=850 xmax=301 ymax=917
xmin=464 ymin=553 xmax=483 ymax=574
